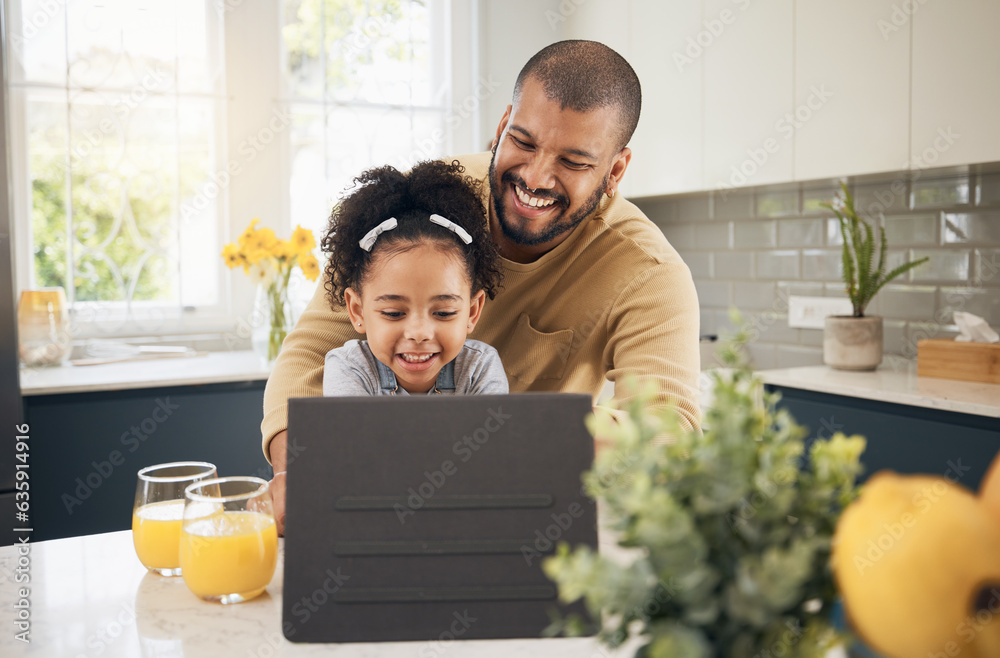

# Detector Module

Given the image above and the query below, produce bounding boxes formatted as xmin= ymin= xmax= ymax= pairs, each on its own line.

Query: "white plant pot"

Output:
xmin=824 ymin=315 xmax=883 ymax=371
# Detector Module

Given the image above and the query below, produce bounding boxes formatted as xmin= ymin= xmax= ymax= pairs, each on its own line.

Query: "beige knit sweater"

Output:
xmin=261 ymin=152 xmax=701 ymax=459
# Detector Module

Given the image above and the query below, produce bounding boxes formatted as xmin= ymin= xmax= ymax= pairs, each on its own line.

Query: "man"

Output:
xmin=263 ymin=40 xmax=700 ymax=533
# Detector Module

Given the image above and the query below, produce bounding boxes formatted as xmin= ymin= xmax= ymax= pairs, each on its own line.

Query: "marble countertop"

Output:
xmin=19 ymin=347 xmax=998 ymax=421
xmin=19 ymin=351 xmax=271 ymax=396
xmin=757 ymin=365 xmax=1000 ymax=418
xmin=0 ymin=530 xmax=645 ymax=658
xmin=0 ymin=531 xmax=850 ymax=658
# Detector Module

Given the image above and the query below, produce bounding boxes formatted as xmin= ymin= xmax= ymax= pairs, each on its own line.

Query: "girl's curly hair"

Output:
xmin=321 ymin=160 xmax=503 ymax=308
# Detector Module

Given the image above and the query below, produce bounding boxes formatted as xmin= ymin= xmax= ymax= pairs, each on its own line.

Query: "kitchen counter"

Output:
xmin=759 ymin=364 xmax=1000 ymax=492
xmin=757 ymin=365 xmax=1000 ymax=419
xmin=0 ymin=531 xmax=850 ymax=658
xmin=18 ymin=350 xmax=271 ymax=396
xmin=16 ymin=352 xmax=272 ymax=543
xmin=0 ymin=530 xmax=645 ymax=658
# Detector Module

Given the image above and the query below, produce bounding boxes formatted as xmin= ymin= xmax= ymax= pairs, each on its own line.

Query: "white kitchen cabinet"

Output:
xmin=624 ymin=0 xmax=705 ymax=196
xmin=793 ymin=0 xmax=910 ymax=181
xmin=561 ymin=0 xmax=632 ymax=60
xmin=911 ymin=0 xmax=1000 ymax=169
xmin=479 ymin=0 xmax=572 ymax=145
xmin=561 ymin=0 xmax=999 ymax=198
xmin=702 ymin=0 xmax=794 ymax=191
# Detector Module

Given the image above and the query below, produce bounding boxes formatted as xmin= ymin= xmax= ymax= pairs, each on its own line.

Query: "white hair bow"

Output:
xmin=358 ymin=217 xmax=398 ymax=252
xmin=429 ymin=214 xmax=473 ymax=245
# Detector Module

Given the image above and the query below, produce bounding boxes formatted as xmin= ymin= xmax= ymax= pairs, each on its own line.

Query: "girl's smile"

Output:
xmin=395 ymin=351 xmax=439 ymax=372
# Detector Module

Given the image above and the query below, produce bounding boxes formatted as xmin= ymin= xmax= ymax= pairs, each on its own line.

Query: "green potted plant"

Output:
xmin=820 ymin=182 xmax=928 ymax=370
xmin=543 ymin=325 xmax=867 ymax=657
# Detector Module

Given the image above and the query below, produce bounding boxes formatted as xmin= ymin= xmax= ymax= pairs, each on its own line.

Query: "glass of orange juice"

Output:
xmin=133 ymin=461 xmax=217 ymax=576
xmin=180 ymin=476 xmax=278 ymax=604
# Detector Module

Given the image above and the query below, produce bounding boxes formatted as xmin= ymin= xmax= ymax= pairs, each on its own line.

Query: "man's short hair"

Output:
xmin=513 ymin=40 xmax=641 ymax=153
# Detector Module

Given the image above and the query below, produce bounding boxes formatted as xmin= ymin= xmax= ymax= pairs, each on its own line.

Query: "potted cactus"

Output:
xmin=820 ymin=182 xmax=928 ymax=370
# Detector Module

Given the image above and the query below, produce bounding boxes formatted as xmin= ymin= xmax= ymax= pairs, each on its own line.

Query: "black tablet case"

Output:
xmin=282 ymin=393 xmax=597 ymax=643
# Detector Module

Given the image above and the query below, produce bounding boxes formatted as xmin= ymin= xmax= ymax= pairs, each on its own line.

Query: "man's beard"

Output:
xmin=488 ymin=148 xmax=608 ymax=247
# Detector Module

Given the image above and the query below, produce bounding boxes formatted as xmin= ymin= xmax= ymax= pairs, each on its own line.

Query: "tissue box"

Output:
xmin=917 ymin=339 xmax=1000 ymax=385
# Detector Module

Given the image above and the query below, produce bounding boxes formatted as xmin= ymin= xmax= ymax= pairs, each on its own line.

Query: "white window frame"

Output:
xmin=6 ymin=0 xmax=481 ymax=342
xmin=5 ymin=0 xmax=233 ymax=340
xmin=225 ymin=0 xmax=482 ymax=332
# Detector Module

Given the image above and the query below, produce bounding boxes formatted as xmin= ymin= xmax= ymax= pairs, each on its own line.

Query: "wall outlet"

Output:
xmin=788 ymin=296 xmax=853 ymax=329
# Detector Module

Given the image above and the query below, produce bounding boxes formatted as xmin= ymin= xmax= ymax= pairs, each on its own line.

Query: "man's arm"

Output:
xmin=602 ymin=261 xmax=701 ymax=433
xmin=261 ymin=282 xmax=356 ymax=461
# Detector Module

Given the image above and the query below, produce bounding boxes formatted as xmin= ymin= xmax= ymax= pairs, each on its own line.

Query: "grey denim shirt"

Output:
xmin=323 ymin=339 xmax=509 ymax=396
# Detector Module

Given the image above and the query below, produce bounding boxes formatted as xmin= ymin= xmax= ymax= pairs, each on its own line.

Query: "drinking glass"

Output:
xmin=180 ymin=476 xmax=278 ymax=604
xmin=132 ymin=462 xmax=218 ymax=576
xmin=17 ymin=288 xmax=71 ymax=366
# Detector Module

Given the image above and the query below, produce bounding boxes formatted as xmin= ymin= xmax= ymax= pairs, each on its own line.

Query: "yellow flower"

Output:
xmin=221 ymin=243 xmax=242 ymax=269
xmin=300 ymin=252 xmax=320 ymax=282
xmin=291 ymin=225 xmax=316 ymax=255
xmin=224 ymin=219 xmax=320 ymax=282
xmin=238 ymin=218 xmax=261 ymax=248
xmin=246 ymin=226 xmax=278 ymax=255
xmin=242 ymin=248 xmax=266 ymax=267
xmin=272 ymin=239 xmax=295 ymax=261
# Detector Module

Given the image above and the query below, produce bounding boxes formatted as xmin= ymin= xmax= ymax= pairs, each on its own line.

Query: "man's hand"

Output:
xmin=268 ymin=430 xmax=288 ymax=536
xmin=270 ymin=471 xmax=287 ymax=536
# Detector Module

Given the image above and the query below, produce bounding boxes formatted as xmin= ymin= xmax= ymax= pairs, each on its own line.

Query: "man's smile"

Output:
xmin=514 ymin=185 xmax=556 ymax=208
xmin=504 ymin=173 xmax=567 ymax=219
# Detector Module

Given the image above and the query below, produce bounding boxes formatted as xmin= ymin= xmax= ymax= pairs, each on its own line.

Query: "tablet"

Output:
xmin=282 ymin=393 xmax=597 ymax=643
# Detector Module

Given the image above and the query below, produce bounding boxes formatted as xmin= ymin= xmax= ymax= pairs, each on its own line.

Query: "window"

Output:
xmin=7 ymin=0 xmax=226 ymax=335
xmin=281 ymin=0 xmax=475 ymax=240
xmin=6 ymin=0 xmax=478 ymax=337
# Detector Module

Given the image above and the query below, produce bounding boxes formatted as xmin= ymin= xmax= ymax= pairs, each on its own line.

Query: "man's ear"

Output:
xmin=466 ymin=290 xmax=486 ymax=334
xmin=344 ymin=287 xmax=365 ymax=333
xmin=493 ymin=105 xmax=513 ymax=149
xmin=606 ymin=147 xmax=632 ymax=196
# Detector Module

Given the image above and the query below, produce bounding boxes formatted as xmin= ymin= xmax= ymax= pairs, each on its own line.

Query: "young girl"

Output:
xmin=320 ymin=160 xmax=507 ymax=395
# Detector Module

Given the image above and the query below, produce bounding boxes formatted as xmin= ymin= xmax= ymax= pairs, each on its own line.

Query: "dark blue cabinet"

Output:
xmin=767 ymin=385 xmax=1000 ymax=490
xmin=21 ymin=380 xmax=270 ymax=543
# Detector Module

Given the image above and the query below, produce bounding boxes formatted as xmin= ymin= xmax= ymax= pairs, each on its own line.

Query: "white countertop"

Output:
xmin=0 ymin=530 xmax=646 ymax=658
xmin=19 ymin=351 xmax=271 ymax=396
xmin=757 ymin=365 xmax=1000 ymax=419
xmin=0 ymin=530 xmax=850 ymax=658
xmin=18 ymin=348 xmax=998 ymax=422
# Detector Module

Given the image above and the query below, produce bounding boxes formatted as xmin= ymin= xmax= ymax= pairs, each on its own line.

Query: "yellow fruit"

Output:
xmin=833 ymin=472 xmax=1000 ymax=658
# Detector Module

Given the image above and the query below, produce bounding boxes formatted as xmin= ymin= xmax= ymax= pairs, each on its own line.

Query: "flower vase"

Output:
xmin=252 ymin=275 xmax=292 ymax=365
